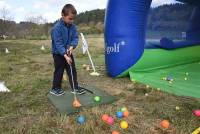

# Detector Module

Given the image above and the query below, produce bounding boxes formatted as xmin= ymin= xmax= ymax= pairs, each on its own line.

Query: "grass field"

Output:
xmin=0 ymin=37 xmax=200 ymax=134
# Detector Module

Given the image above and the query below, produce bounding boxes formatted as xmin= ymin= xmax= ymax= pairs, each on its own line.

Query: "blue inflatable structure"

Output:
xmin=104 ymin=0 xmax=200 ymax=77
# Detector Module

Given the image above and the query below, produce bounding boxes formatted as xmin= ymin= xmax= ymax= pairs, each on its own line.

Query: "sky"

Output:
xmin=0 ymin=0 xmax=178 ymax=23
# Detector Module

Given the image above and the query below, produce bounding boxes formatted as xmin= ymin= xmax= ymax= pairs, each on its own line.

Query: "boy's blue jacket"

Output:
xmin=51 ymin=19 xmax=79 ymax=56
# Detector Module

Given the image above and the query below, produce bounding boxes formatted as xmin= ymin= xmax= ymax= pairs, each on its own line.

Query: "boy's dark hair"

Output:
xmin=62 ymin=4 xmax=77 ymax=16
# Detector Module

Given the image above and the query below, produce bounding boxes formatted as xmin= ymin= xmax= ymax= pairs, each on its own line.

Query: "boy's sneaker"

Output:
xmin=50 ymin=88 xmax=65 ymax=96
xmin=71 ymin=88 xmax=86 ymax=95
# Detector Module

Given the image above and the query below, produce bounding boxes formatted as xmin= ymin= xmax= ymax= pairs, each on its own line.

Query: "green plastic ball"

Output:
xmin=94 ymin=96 xmax=101 ymax=102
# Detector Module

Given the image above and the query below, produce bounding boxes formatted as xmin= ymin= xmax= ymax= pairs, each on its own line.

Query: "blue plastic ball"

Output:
xmin=167 ymin=75 xmax=173 ymax=81
xmin=77 ymin=116 xmax=85 ymax=124
xmin=116 ymin=111 xmax=123 ymax=118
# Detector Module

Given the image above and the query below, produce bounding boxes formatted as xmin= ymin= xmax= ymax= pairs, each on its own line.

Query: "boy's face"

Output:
xmin=62 ymin=12 xmax=75 ymax=25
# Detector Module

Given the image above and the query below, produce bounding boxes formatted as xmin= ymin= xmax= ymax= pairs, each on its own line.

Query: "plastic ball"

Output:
xmin=193 ymin=110 xmax=200 ymax=117
xmin=77 ymin=116 xmax=85 ymax=124
xmin=120 ymin=121 xmax=128 ymax=129
xmin=123 ymin=111 xmax=129 ymax=117
xmin=121 ymin=107 xmax=127 ymax=112
xmin=82 ymin=64 xmax=87 ymax=68
xmin=160 ymin=120 xmax=169 ymax=129
xmin=86 ymin=66 xmax=90 ymax=71
xmin=168 ymin=81 xmax=173 ymax=84
xmin=102 ymin=114 xmax=109 ymax=122
xmin=166 ymin=76 xmax=173 ymax=81
xmin=107 ymin=116 xmax=114 ymax=125
xmin=116 ymin=111 xmax=123 ymax=118
xmin=112 ymin=131 xmax=120 ymax=134
xmin=94 ymin=96 xmax=101 ymax=102
xmin=146 ymin=85 xmax=150 ymax=88
xmin=175 ymin=106 xmax=180 ymax=111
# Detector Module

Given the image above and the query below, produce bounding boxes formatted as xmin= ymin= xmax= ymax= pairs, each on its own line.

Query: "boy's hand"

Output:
xmin=64 ymin=54 xmax=72 ymax=65
xmin=67 ymin=46 xmax=74 ymax=55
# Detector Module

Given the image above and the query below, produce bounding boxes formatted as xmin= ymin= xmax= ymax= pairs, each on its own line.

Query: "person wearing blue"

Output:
xmin=50 ymin=4 xmax=85 ymax=96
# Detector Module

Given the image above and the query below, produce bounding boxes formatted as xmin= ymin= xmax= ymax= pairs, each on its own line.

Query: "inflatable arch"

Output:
xmin=104 ymin=0 xmax=200 ymax=77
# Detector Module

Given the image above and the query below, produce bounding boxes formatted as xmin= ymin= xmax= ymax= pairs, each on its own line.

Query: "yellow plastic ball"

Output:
xmin=120 ymin=121 xmax=128 ymax=129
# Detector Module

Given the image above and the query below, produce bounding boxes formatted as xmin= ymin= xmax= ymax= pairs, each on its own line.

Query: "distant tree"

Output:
xmin=75 ymin=9 xmax=105 ymax=25
xmin=147 ymin=3 xmax=193 ymax=31
xmin=0 ymin=6 xmax=13 ymax=36
xmin=26 ymin=15 xmax=47 ymax=24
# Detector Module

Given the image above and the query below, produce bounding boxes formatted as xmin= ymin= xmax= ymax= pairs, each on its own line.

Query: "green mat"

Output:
xmin=130 ymin=62 xmax=200 ymax=99
xmin=47 ymin=85 xmax=116 ymax=115
xmin=120 ymin=46 xmax=200 ymax=99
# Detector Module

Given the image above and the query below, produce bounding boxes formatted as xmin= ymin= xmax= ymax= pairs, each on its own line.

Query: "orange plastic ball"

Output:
xmin=160 ymin=120 xmax=170 ymax=129
xmin=112 ymin=131 xmax=120 ymax=134
xmin=123 ymin=111 xmax=129 ymax=117
xmin=102 ymin=114 xmax=109 ymax=122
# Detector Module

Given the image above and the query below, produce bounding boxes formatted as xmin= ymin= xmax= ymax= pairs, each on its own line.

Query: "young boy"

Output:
xmin=50 ymin=4 xmax=85 ymax=96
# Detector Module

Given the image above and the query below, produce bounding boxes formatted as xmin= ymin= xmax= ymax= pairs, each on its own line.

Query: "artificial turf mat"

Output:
xmin=48 ymin=85 xmax=116 ymax=115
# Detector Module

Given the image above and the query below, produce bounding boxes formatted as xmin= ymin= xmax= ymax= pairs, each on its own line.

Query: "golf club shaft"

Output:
xmin=69 ymin=64 xmax=77 ymax=98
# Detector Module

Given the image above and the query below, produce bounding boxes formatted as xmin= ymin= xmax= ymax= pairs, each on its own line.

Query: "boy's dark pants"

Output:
xmin=52 ymin=54 xmax=78 ymax=90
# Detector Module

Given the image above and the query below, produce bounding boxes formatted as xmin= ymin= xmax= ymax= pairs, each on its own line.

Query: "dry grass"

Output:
xmin=0 ymin=37 xmax=199 ymax=134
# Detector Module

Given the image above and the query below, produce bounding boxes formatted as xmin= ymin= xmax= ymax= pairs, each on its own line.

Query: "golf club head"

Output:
xmin=73 ymin=98 xmax=82 ymax=108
